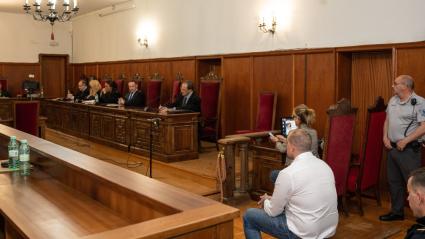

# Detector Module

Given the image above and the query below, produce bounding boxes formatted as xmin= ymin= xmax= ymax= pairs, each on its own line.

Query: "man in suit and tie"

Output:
xmin=159 ymin=80 xmax=201 ymax=113
xmin=118 ymin=80 xmax=145 ymax=107
xmin=73 ymin=79 xmax=90 ymax=102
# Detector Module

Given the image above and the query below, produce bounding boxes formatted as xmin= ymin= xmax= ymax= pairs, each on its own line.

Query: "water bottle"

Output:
xmin=95 ymin=93 xmax=99 ymax=103
xmin=19 ymin=140 xmax=30 ymax=176
xmin=8 ymin=136 xmax=19 ymax=169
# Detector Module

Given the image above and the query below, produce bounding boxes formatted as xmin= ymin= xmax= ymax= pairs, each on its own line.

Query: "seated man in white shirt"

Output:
xmin=243 ymin=129 xmax=339 ymax=239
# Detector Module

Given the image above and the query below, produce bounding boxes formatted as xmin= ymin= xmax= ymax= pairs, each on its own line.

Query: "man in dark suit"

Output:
xmin=74 ymin=80 xmax=90 ymax=102
xmin=119 ymin=80 xmax=145 ymax=107
xmin=159 ymin=80 xmax=201 ymax=113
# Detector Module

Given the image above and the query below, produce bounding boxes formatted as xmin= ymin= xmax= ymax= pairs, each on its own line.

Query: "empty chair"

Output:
xmin=0 ymin=76 xmax=10 ymax=97
xmin=13 ymin=101 xmax=40 ymax=136
xmin=347 ymin=96 xmax=386 ymax=215
xmin=235 ymin=92 xmax=277 ymax=134
xmin=146 ymin=73 xmax=163 ymax=108
xmin=171 ymin=73 xmax=183 ymax=103
xmin=199 ymin=71 xmax=222 ymax=146
xmin=322 ymin=98 xmax=357 ymax=215
xmin=114 ymin=79 xmax=124 ymax=96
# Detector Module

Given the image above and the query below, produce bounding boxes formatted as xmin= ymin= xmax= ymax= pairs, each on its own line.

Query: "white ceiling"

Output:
xmin=0 ymin=0 xmax=130 ymax=16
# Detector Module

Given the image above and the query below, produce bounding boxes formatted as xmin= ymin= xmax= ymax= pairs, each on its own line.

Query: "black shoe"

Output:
xmin=379 ymin=212 xmax=404 ymax=221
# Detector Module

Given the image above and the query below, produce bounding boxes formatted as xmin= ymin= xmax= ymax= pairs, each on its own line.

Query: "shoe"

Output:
xmin=379 ymin=212 xmax=404 ymax=221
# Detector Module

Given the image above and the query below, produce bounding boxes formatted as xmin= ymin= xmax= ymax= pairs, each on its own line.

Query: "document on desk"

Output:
xmin=106 ymin=104 xmax=120 ymax=107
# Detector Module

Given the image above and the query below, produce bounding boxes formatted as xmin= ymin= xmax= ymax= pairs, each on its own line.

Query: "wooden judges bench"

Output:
xmin=0 ymin=125 xmax=239 ymax=239
xmin=40 ymin=99 xmax=199 ymax=162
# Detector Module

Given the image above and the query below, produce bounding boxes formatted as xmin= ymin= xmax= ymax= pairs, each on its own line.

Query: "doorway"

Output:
xmin=39 ymin=54 xmax=68 ymax=98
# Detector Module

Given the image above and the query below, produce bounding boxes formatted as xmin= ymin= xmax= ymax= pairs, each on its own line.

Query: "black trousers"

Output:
xmin=387 ymin=147 xmax=421 ymax=215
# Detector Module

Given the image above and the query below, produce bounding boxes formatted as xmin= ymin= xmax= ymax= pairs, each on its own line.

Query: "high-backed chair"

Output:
xmin=235 ymin=92 xmax=277 ymax=134
xmin=323 ymin=98 xmax=357 ymax=215
xmin=171 ymin=73 xmax=183 ymax=103
xmin=114 ymin=74 xmax=125 ymax=96
xmin=130 ymin=73 xmax=144 ymax=94
xmin=0 ymin=77 xmax=8 ymax=91
xmin=146 ymin=73 xmax=163 ymax=108
xmin=199 ymin=71 xmax=222 ymax=147
xmin=100 ymin=74 xmax=112 ymax=88
xmin=347 ymin=96 xmax=386 ymax=215
xmin=13 ymin=101 xmax=40 ymax=136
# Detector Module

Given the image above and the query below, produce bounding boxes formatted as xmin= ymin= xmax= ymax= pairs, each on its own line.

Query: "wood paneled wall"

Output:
xmin=67 ymin=42 xmax=425 ymax=144
xmin=72 ymin=60 xmax=196 ymax=105
xmin=4 ymin=41 xmax=425 ymax=147
xmin=350 ymin=52 xmax=393 ymax=153
xmin=0 ymin=63 xmax=40 ymax=96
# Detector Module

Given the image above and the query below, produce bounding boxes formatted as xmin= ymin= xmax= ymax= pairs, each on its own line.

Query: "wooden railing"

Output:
xmin=217 ymin=130 xmax=281 ymax=200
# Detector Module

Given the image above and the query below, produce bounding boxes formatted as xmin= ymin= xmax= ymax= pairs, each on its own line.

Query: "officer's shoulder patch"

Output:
xmin=421 ymin=109 xmax=425 ymax=117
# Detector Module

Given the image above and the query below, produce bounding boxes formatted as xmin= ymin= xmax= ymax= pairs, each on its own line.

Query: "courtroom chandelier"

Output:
xmin=23 ymin=0 xmax=79 ymax=26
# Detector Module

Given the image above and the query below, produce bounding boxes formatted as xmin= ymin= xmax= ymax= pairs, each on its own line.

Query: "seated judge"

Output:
xmin=118 ymin=80 xmax=145 ymax=107
xmin=86 ymin=79 xmax=101 ymax=102
xmin=159 ymin=80 xmax=201 ymax=113
xmin=99 ymin=80 xmax=121 ymax=104
xmin=0 ymin=82 xmax=10 ymax=97
xmin=73 ymin=79 xmax=90 ymax=102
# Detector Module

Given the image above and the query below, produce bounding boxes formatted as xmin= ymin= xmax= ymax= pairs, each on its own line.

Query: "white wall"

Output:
xmin=0 ymin=12 xmax=72 ymax=63
xmin=71 ymin=0 xmax=425 ymax=63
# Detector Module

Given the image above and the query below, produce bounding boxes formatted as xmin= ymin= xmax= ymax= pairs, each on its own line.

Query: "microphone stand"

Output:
xmin=148 ymin=118 xmax=160 ymax=178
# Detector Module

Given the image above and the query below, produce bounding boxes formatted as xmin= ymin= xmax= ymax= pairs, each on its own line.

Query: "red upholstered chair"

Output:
xmin=171 ymin=72 xmax=183 ymax=103
xmin=235 ymin=92 xmax=277 ymax=134
xmin=347 ymin=96 xmax=386 ymax=215
xmin=0 ymin=78 xmax=8 ymax=91
xmin=171 ymin=80 xmax=181 ymax=103
xmin=13 ymin=101 xmax=40 ymax=136
xmin=114 ymin=79 xmax=124 ymax=96
xmin=323 ymin=98 xmax=357 ymax=215
xmin=100 ymin=74 xmax=112 ymax=89
xmin=199 ymin=72 xmax=222 ymax=147
xmin=146 ymin=73 xmax=163 ymax=108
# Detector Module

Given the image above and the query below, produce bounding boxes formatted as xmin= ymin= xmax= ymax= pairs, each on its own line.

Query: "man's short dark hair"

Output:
xmin=79 ymin=79 xmax=87 ymax=86
xmin=410 ymin=168 xmax=425 ymax=190
xmin=287 ymin=129 xmax=312 ymax=153
xmin=184 ymin=80 xmax=194 ymax=90
xmin=105 ymin=79 xmax=117 ymax=89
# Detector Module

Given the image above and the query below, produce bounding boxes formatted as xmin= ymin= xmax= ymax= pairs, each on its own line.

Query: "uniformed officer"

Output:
xmin=405 ymin=168 xmax=425 ymax=239
xmin=380 ymin=75 xmax=425 ymax=221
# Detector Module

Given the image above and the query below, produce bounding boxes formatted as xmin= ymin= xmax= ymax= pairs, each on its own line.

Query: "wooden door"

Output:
xmin=40 ymin=55 xmax=68 ymax=98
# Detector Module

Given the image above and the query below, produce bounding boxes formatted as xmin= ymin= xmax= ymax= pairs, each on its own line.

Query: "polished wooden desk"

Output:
xmin=41 ymin=99 xmax=199 ymax=162
xmin=0 ymin=125 xmax=239 ymax=239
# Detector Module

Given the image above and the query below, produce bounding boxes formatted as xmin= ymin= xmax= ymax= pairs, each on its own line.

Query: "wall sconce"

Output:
xmin=258 ymin=16 xmax=277 ymax=34
xmin=138 ymin=38 xmax=148 ymax=48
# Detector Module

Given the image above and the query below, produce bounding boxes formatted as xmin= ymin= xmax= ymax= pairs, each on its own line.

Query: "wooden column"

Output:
xmin=238 ymin=140 xmax=250 ymax=193
xmin=218 ymin=136 xmax=250 ymax=200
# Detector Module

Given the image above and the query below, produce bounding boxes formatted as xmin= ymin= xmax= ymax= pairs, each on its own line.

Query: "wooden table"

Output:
xmin=41 ymin=99 xmax=199 ymax=162
xmin=0 ymin=125 xmax=239 ymax=239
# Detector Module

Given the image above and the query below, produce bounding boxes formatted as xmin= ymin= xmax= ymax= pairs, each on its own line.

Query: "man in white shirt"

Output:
xmin=243 ymin=129 xmax=339 ymax=239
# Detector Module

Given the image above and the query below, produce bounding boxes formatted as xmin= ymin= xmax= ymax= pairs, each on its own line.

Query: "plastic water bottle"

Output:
xmin=19 ymin=140 xmax=30 ymax=176
xmin=8 ymin=136 xmax=19 ymax=169
xmin=95 ymin=93 xmax=99 ymax=103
